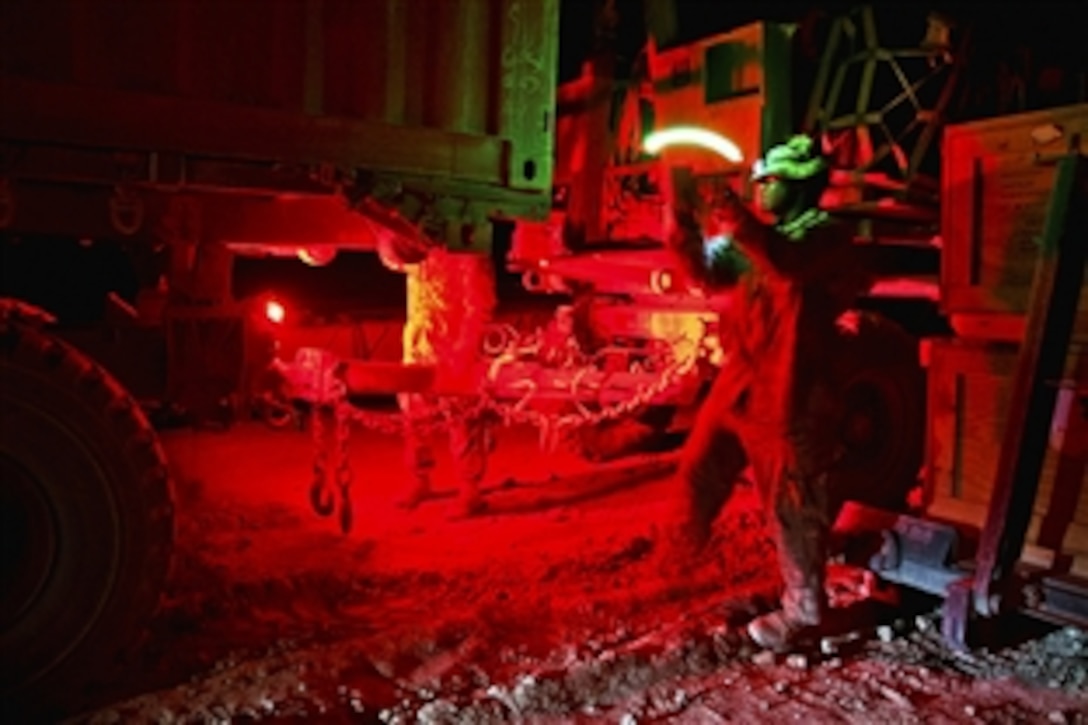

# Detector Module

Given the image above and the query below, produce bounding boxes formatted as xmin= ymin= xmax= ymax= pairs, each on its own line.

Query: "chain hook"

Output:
xmin=309 ymin=478 xmax=336 ymax=517
xmin=309 ymin=403 xmax=337 ymax=517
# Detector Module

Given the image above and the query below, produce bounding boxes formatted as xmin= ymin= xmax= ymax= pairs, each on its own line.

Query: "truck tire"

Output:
xmin=0 ymin=319 xmax=174 ymax=718
xmin=828 ymin=312 xmax=925 ymax=515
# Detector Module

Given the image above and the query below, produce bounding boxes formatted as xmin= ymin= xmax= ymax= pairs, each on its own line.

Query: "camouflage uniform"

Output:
xmin=667 ymin=136 xmax=871 ymax=650
xmin=400 ymin=248 xmax=495 ymax=515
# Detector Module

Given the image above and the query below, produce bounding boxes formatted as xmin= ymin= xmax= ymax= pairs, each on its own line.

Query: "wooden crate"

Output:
xmin=924 ymin=338 xmax=1088 ymax=575
xmin=940 ymin=104 xmax=1088 ymax=341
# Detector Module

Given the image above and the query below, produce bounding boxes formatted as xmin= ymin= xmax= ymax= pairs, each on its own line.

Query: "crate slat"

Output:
xmin=925 ymin=338 xmax=1088 ymax=573
xmin=940 ymin=104 xmax=1088 ymax=342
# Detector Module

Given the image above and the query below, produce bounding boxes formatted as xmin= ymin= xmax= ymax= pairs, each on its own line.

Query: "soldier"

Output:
xmin=665 ymin=135 xmax=872 ymax=652
xmin=398 ymin=248 xmax=495 ymax=518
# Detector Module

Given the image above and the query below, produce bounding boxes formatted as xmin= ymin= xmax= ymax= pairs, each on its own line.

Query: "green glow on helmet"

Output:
xmin=643 ymin=126 xmax=744 ymax=163
xmin=751 ymin=135 xmax=828 ymax=181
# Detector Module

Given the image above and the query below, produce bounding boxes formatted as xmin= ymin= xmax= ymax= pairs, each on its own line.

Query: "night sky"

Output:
xmin=558 ymin=1 xmax=1087 ymax=81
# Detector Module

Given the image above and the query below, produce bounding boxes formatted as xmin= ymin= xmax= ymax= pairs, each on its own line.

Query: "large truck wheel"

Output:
xmin=0 ymin=318 xmax=174 ymax=718
xmin=828 ymin=312 xmax=926 ymax=515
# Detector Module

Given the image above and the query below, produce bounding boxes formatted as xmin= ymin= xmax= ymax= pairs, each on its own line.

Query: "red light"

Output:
xmin=265 ymin=299 xmax=286 ymax=324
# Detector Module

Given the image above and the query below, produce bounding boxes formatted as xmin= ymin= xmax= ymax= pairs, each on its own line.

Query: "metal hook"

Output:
xmin=309 ymin=478 xmax=335 ymax=517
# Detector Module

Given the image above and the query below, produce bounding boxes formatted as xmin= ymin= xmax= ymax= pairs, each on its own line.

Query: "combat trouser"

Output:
xmin=674 ymin=365 xmax=839 ymax=650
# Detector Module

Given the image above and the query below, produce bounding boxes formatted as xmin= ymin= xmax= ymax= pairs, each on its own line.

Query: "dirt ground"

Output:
xmin=72 ymin=417 xmax=1088 ymax=724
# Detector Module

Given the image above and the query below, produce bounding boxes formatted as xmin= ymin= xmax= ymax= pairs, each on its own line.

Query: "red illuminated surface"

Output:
xmin=113 ymin=421 xmax=776 ymax=711
xmin=80 ymin=419 xmax=1088 ymax=721
xmin=264 ymin=298 xmax=286 ymax=324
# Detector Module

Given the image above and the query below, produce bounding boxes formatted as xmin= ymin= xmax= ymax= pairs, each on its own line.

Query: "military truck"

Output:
xmin=4 ymin=0 xmax=1082 ymax=715
xmin=0 ymin=0 xmax=559 ymax=712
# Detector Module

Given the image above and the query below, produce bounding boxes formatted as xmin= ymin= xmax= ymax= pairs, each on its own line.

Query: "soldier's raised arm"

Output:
xmin=712 ymin=187 xmax=837 ymax=278
xmin=665 ymin=168 xmax=752 ymax=290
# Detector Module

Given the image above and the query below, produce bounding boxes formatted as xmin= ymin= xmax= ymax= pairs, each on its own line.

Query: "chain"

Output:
xmin=308 ymin=399 xmax=360 ymax=533
xmin=333 ymin=400 xmax=354 ymax=534
xmin=297 ymin=324 xmax=705 ymax=532
xmin=316 ymin=330 xmax=702 ymax=448
xmin=309 ymin=404 xmax=337 ymax=518
xmin=482 ymin=340 xmax=702 ymax=450
xmin=340 ymin=400 xmax=453 ymax=438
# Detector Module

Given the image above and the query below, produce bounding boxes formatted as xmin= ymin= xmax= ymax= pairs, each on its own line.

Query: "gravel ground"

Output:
xmin=68 ymin=421 xmax=1088 ymax=724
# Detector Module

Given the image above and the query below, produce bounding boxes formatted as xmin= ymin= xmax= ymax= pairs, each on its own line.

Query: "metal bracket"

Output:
xmin=866 ymin=513 xmax=967 ymax=595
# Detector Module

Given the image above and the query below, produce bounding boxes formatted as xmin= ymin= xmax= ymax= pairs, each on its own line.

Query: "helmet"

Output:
xmin=751 ymin=135 xmax=828 ymax=182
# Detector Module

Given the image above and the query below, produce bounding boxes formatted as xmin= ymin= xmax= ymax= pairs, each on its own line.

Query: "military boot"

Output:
xmin=746 ymin=586 xmax=826 ymax=652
